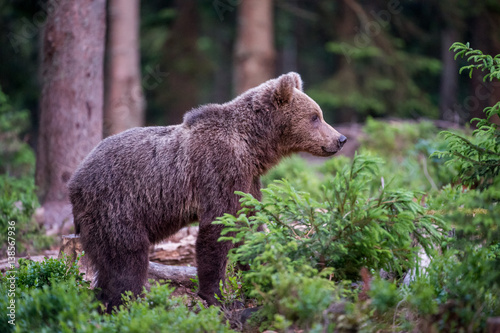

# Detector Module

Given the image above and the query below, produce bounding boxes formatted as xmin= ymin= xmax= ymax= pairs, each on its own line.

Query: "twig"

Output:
xmin=421 ymin=155 xmax=438 ymax=191
xmin=392 ymin=296 xmax=407 ymax=333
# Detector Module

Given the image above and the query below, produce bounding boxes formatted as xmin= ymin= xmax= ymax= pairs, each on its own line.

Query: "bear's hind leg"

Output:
xmin=94 ymin=244 xmax=150 ymax=313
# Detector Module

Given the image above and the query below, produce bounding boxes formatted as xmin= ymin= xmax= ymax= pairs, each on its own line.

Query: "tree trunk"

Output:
xmin=488 ymin=317 xmax=500 ymax=333
xmin=439 ymin=27 xmax=459 ymax=122
xmin=158 ymin=0 xmax=206 ymax=126
xmin=36 ymin=0 xmax=106 ymax=235
xmin=234 ymin=0 xmax=276 ymax=95
xmin=104 ymin=0 xmax=144 ymax=136
xmin=468 ymin=10 xmax=500 ymax=126
xmin=486 ymin=10 xmax=500 ymax=126
xmin=331 ymin=0 xmax=359 ymax=123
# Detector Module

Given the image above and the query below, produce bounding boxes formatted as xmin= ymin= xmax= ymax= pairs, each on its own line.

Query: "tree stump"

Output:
xmin=59 ymin=234 xmax=95 ymax=283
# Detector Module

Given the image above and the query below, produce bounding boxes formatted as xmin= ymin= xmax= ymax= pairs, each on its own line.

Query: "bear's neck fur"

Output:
xmin=183 ymin=91 xmax=288 ymax=177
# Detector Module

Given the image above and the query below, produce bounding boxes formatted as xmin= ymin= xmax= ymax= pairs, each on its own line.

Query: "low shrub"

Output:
xmin=218 ymin=154 xmax=447 ymax=282
xmin=100 ymin=282 xmax=233 ymax=333
xmin=12 ymin=278 xmax=100 ymax=333
xmin=0 ymin=256 xmax=235 ymax=333
xmin=10 ymin=253 xmax=87 ymax=289
xmin=0 ymin=175 xmax=54 ymax=257
xmin=386 ymin=42 xmax=500 ymax=332
xmin=0 ymin=87 xmax=53 ymax=257
xmin=0 ymin=86 xmax=35 ymax=177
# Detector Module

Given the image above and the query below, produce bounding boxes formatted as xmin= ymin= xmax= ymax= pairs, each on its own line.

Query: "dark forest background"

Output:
xmin=2 ymin=0 xmax=500 ymax=142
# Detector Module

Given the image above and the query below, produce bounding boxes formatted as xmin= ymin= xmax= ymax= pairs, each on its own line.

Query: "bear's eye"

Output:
xmin=311 ymin=114 xmax=319 ymax=122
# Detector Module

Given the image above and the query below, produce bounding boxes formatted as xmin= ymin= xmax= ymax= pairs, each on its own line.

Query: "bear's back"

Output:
xmin=69 ymin=125 xmax=200 ymax=238
xmin=69 ymin=126 xmax=183 ymax=190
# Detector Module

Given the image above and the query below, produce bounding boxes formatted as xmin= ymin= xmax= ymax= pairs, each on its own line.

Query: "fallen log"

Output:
xmin=147 ymin=262 xmax=197 ymax=289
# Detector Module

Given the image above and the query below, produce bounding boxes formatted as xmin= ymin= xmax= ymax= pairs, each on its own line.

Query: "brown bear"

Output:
xmin=68 ymin=72 xmax=346 ymax=312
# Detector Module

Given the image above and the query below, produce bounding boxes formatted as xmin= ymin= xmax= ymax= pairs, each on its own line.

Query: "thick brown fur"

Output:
xmin=68 ymin=72 xmax=346 ymax=312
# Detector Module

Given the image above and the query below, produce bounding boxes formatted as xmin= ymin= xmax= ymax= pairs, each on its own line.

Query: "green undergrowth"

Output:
xmin=213 ymin=42 xmax=500 ymax=332
xmin=0 ymin=255 xmax=234 ymax=333
xmin=214 ymin=43 xmax=499 ymax=330
xmin=218 ymin=154 xmax=447 ymax=282
xmin=0 ymin=87 xmax=54 ymax=257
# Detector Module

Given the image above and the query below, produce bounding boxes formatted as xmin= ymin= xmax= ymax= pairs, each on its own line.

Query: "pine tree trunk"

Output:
xmin=158 ymin=0 xmax=205 ymax=126
xmin=439 ymin=27 xmax=459 ymax=122
xmin=104 ymin=0 xmax=144 ymax=136
xmin=469 ymin=10 xmax=500 ymax=126
xmin=234 ymin=0 xmax=276 ymax=95
xmin=332 ymin=0 xmax=359 ymax=123
xmin=36 ymin=0 xmax=106 ymax=234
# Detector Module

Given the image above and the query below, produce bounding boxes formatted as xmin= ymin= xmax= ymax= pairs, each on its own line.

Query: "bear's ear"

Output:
xmin=273 ymin=73 xmax=298 ymax=106
xmin=288 ymin=72 xmax=303 ymax=91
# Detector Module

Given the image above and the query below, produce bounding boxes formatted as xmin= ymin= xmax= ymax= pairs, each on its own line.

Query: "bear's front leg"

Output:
xmin=196 ymin=223 xmax=234 ymax=305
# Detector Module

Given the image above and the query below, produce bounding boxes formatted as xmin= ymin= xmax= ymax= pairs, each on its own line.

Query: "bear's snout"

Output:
xmin=339 ymin=135 xmax=347 ymax=147
xmin=321 ymin=134 xmax=346 ymax=155
xmin=317 ymin=121 xmax=347 ymax=156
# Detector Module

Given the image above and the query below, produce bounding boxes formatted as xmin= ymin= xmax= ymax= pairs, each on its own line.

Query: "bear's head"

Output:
xmin=252 ymin=72 xmax=346 ymax=157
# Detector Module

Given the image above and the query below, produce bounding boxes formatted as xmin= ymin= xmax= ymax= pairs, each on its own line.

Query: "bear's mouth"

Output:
xmin=321 ymin=146 xmax=338 ymax=155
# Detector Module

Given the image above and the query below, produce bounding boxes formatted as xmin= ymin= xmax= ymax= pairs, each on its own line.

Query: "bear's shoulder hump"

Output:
xmin=183 ymin=104 xmax=220 ymax=128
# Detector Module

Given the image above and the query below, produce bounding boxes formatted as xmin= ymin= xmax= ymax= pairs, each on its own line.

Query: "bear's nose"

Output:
xmin=338 ymin=135 xmax=347 ymax=146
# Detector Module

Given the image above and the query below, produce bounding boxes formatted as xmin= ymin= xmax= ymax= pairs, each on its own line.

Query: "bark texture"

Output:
xmin=36 ymin=0 xmax=106 ymax=234
xmin=159 ymin=0 xmax=207 ymax=126
xmin=104 ymin=0 xmax=144 ymax=136
xmin=234 ymin=0 xmax=276 ymax=95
